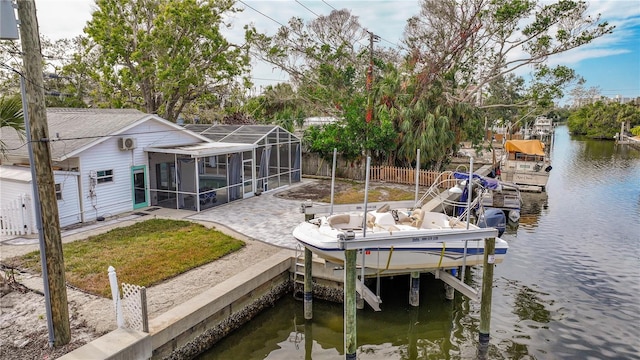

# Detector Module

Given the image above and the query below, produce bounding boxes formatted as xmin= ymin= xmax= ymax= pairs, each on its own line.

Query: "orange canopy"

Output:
xmin=504 ymin=140 xmax=545 ymax=156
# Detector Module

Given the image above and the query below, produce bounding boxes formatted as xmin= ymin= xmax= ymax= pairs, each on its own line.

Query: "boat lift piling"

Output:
xmin=304 ymin=247 xmax=313 ymax=320
xmin=344 ymin=248 xmax=357 ymax=360
xmin=409 ymin=151 xmax=422 ymax=307
xmin=409 ymin=271 xmax=420 ymax=307
xmin=479 ymin=237 xmax=496 ymax=346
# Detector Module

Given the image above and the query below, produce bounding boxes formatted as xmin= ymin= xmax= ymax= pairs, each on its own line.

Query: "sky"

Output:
xmin=32 ymin=0 xmax=640 ymax=101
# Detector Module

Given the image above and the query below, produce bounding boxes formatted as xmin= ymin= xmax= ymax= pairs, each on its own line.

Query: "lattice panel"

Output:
xmin=121 ymin=283 xmax=147 ymax=331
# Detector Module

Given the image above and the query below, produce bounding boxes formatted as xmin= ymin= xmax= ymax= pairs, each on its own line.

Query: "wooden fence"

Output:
xmin=301 ymin=153 xmax=367 ymax=180
xmin=301 ymin=153 xmax=455 ymax=188
xmin=369 ymin=166 xmax=451 ymax=187
xmin=0 ymin=194 xmax=34 ymax=236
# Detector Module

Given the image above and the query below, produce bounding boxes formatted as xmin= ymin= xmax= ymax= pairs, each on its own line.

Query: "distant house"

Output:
xmin=0 ymin=109 xmax=301 ymax=235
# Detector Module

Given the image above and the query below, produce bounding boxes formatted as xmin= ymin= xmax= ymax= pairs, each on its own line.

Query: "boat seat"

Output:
xmin=366 ymin=213 xmax=376 ymax=229
xmin=327 ymin=214 xmax=371 ymax=230
xmin=327 ymin=214 xmax=350 ymax=228
xmin=374 ymin=212 xmax=396 ymax=226
xmin=377 ymin=203 xmax=391 ymax=213
xmin=409 ymin=208 xmax=425 ymax=228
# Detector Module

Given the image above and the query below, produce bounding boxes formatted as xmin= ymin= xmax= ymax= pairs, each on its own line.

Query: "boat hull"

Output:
xmin=293 ymin=221 xmax=508 ymax=271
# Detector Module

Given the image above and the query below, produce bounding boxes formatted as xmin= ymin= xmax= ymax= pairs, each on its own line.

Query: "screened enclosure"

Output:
xmin=146 ymin=125 xmax=301 ymax=211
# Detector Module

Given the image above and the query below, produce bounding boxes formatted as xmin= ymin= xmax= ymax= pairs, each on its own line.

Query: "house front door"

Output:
xmin=132 ymin=165 xmax=148 ymax=209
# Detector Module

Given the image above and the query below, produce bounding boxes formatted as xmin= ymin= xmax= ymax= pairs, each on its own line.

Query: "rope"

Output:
xmin=376 ymin=246 xmax=395 ymax=276
xmin=437 ymin=242 xmax=446 ymax=268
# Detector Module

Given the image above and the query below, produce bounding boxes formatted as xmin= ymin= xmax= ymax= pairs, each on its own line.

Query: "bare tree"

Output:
xmin=404 ymin=0 xmax=614 ymax=106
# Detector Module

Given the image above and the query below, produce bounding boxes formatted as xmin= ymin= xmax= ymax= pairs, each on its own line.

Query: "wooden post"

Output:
xmin=305 ymin=317 xmax=313 ymax=360
xmin=479 ymin=237 xmax=496 ymax=345
xmin=304 ymin=248 xmax=313 ymax=320
xmin=409 ymin=271 xmax=420 ymax=307
xmin=445 ymin=268 xmax=456 ymax=300
xmin=17 ymin=0 xmax=70 ymax=346
xmin=344 ymin=249 xmax=357 ymax=359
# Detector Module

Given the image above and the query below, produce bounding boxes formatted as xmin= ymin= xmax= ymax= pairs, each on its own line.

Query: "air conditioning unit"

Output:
xmin=118 ymin=137 xmax=137 ymax=150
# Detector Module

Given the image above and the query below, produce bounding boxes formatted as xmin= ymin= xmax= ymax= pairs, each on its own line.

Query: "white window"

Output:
xmin=55 ymin=183 xmax=63 ymax=200
xmin=96 ymin=170 xmax=114 ymax=184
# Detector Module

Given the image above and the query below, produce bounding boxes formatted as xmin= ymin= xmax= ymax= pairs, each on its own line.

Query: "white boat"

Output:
xmin=293 ymin=207 xmax=508 ymax=271
xmin=532 ymin=116 xmax=553 ymax=139
xmin=501 ymin=139 xmax=552 ymax=192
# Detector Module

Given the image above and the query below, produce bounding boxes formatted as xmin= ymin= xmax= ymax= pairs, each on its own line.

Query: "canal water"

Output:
xmin=197 ymin=125 xmax=640 ymax=359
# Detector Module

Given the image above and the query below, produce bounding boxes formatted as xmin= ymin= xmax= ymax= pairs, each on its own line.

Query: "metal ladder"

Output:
xmin=293 ymin=244 xmax=305 ymax=299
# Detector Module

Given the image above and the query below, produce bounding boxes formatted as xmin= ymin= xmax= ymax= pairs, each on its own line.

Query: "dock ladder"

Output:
xmin=293 ymin=244 xmax=306 ymax=300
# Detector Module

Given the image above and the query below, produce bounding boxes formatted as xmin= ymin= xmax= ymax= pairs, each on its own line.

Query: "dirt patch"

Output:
xmin=274 ymin=179 xmax=357 ymax=201
xmin=275 ymin=178 xmax=426 ymax=203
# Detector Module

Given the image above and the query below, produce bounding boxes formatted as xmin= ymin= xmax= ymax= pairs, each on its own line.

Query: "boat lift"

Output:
xmin=297 ymin=151 xmax=500 ymax=359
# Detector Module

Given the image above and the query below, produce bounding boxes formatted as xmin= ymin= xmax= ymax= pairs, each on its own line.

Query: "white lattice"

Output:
xmin=121 ymin=283 xmax=147 ymax=331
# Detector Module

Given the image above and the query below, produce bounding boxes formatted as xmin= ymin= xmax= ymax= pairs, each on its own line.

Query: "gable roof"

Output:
xmin=0 ymin=108 xmax=209 ymax=161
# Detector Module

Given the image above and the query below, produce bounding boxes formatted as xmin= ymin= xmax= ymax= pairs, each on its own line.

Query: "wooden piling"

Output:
xmin=305 ymin=318 xmax=313 ymax=360
xmin=409 ymin=271 xmax=420 ymax=307
xmin=304 ymin=248 xmax=313 ymax=320
xmin=344 ymin=249 xmax=357 ymax=359
xmin=479 ymin=237 xmax=496 ymax=344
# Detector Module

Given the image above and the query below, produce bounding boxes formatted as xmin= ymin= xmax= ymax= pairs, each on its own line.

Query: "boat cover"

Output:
xmin=453 ymin=172 xmax=500 ymax=190
xmin=504 ymin=140 xmax=545 ymax=156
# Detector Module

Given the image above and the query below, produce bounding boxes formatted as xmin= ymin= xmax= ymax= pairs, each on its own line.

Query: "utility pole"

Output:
xmin=365 ymin=31 xmax=379 ymax=124
xmin=17 ymin=0 xmax=71 ymax=346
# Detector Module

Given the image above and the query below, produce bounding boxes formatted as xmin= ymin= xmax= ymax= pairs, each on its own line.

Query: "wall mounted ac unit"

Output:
xmin=118 ymin=137 xmax=137 ymax=150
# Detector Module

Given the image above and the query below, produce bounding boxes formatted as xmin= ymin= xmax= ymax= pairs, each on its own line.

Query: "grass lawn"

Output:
xmin=5 ymin=219 xmax=244 ymax=297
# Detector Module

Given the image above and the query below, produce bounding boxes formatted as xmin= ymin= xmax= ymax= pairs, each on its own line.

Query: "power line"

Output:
xmin=321 ymin=0 xmax=337 ymax=11
xmin=238 ymin=0 xmax=287 ymax=28
xmin=295 ymin=0 xmax=321 ymax=18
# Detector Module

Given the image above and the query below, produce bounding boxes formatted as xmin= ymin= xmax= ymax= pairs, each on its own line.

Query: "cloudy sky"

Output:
xmin=33 ymin=0 xmax=640 ymax=100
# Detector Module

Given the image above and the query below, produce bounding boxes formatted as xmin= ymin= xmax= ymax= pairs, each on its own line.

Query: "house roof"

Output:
xmin=145 ymin=142 xmax=256 ymax=157
xmin=0 ymin=164 xmax=77 ymax=183
xmin=0 ymin=165 xmax=33 ymax=183
xmin=149 ymin=124 xmax=301 ymax=158
xmin=184 ymin=124 xmax=300 ymax=144
xmin=0 ymin=108 xmax=209 ymax=161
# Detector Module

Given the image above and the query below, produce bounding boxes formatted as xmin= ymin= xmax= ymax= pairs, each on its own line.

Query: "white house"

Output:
xmin=0 ymin=109 xmax=302 ymax=235
xmin=0 ymin=108 xmax=209 ymax=234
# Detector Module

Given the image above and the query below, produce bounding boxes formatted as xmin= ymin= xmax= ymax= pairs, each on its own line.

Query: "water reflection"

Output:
xmin=198 ymin=126 xmax=640 ymax=359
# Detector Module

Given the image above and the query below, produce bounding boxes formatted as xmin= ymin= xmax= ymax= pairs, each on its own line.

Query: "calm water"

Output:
xmin=199 ymin=126 xmax=640 ymax=359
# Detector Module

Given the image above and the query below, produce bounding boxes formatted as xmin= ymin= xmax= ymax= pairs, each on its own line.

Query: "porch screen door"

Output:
xmin=132 ymin=166 xmax=148 ymax=209
xmin=243 ymin=157 xmax=254 ymax=198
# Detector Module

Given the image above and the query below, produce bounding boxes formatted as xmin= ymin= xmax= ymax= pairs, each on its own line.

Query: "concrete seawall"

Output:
xmin=58 ymin=250 xmax=345 ymax=360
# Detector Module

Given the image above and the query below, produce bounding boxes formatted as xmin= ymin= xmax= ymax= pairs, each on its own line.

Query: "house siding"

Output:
xmin=78 ymin=120 xmax=203 ymax=222
xmin=0 ymin=170 xmax=80 ymax=232
xmin=55 ymin=172 xmax=81 ymax=228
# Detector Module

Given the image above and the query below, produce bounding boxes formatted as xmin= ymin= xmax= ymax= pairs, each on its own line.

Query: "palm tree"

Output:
xmin=0 ymin=95 xmax=25 ymax=155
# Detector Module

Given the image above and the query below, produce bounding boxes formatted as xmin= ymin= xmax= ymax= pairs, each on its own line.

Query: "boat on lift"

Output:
xmin=501 ymin=139 xmax=552 ymax=192
xmin=451 ymin=172 xmax=522 ymax=224
xmin=292 ymin=202 xmax=508 ymax=271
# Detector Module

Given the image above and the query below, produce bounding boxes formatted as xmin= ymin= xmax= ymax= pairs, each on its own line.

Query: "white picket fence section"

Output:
xmin=0 ymin=194 xmax=34 ymax=236
xmin=108 ymin=266 xmax=149 ymax=333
